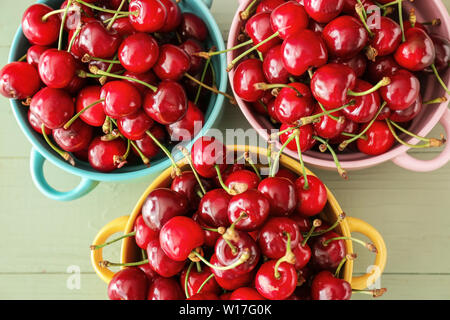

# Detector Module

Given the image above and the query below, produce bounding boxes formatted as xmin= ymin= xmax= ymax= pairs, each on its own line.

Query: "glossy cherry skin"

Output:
xmin=172 ymin=171 xmax=212 ymax=211
xmin=274 ymin=168 xmax=298 ymax=184
xmin=323 ymin=15 xmax=368 ymax=59
xmin=257 ymin=0 xmax=285 ymax=13
xmin=30 ymin=87 xmax=74 ymax=130
xmin=210 ymin=254 xmax=255 ymax=290
xmin=282 ymin=29 xmax=328 ymax=76
xmin=295 ymin=175 xmax=327 ymax=217
xmin=293 ymin=242 xmax=312 ymax=270
xmin=245 ymin=12 xmax=281 ymax=54
xmin=134 ymin=215 xmax=158 ymax=249
xmin=329 ymin=119 xmax=359 ymax=145
xmin=132 ymin=123 xmax=165 ymax=158
xmin=311 ymin=63 xmax=357 ymax=109
xmin=148 ymin=277 xmax=184 ymax=300
xmin=144 ymin=80 xmax=187 ymax=125
xmin=141 ymin=188 xmax=189 ymax=233
xmin=87 ymin=137 xmax=127 ymax=172
xmin=311 ymin=231 xmax=346 ymax=270
xmin=153 ymin=44 xmax=191 ymax=81
xmin=187 ymin=292 xmax=219 ymax=300
xmin=0 ymin=62 xmax=41 ymax=99
xmin=368 ymin=17 xmax=402 ymax=57
xmin=262 ymin=45 xmax=290 ymax=84
xmin=379 ymin=70 xmax=420 ymax=111
xmin=60 ymin=0 xmax=94 ymax=30
xmin=258 ymin=217 xmax=301 ymax=259
xmin=108 ymin=267 xmax=149 ymax=300
xmin=180 ymin=265 xmax=221 ymax=296
xmin=137 ymin=263 xmax=159 ymax=284
xmin=394 ymin=28 xmax=436 ymax=71
xmin=156 ymin=0 xmax=181 ymax=32
xmin=228 ymin=189 xmax=270 ymax=232
xmin=146 ymin=239 xmax=185 ymax=277
xmin=330 ymin=53 xmax=367 ymax=77
xmin=225 ymin=169 xmax=260 ymax=194
xmin=106 ymin=16 xmax=136 ymax=37
xmin=52 ymin=119 xmax=93 ymax=153
xmin=160 ymin=216 xmax=205 ymax=261
xmin=342 ymin=0 xmax=374 ymax=14
xmin=357 ymin=121 xmax=395 ymax=155
xmin=198 ymin=189 xmax=232 ymax=227
xmin=258 ymin=177 xmax=297 ymax=216
xmin=343 ymin=79 xmax=381 ymax=123
xmin=193 ymin=213 xmax=222 ymax=247
xmin=389 ymin=95 xmax=422 ymax=123
xmin=230 ymin=287 xmax=266 ymax=300
xmin=428 ymin=34 xmax=450 ymax=72
xmin=279 ymin=123 xmax=316 ymax=153
xmin=311 ymin=271 xmax=352 ymax=300
xmin=118 ymin=33 xmax=159 ymax=74
xmin=304 ymin=0 xmax=344 ymax=23
xmin=167 ymin=101 xmax=204 ymax=142
xmin=129 ymin=0 xmax=167 ymax=32
xmin=75 ymin=86 xmax=106 ymax=127
xmin=101 ymin=81 xmax=142 ymax=119
xmin=191 ymin=136 xmax=228 ymax=178
xmin=38 ymin=49 xmax=76 ymax=89
xmin=26 ymin=45 xmax=49 ymax=68
xmin=366 ymin=55 xmax=400 ymax=83
xmin=255 ymin=260 xmax=298 ymax=300
xmin=290 ymin=213 xmax=312 ymax=233
xmin=123 ymin=70 xmax=158 ymax=95
xmin=215 ymin=164 xmax=246 ymax=188
xmin=270 ymin=1 xmax=309 ymax=39
xmin=313 ymin=108 xmax=347 ymax=139
xmin=274 ymin=82 xmax=315 ymax=124
xmin=178 ymin=12 xmax=208 ymax=41
xmin=179 ymin=39 xmax=205 ymax=75
xmin=117 ymin=110 xmax=154 ymax=141
xmin=28 ymin=110 xmax=51 ymax=135
xmin=79 ymin=20 xmax=122 ymax=59
xmin=22 ymin=4 xmax=60 ymax=46
xmin=233 ymin=59 xmax=266 ymax=102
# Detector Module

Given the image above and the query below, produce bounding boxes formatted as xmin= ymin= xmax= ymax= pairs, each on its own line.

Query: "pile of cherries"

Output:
xmin=0 ymin=0 xmax=225 ymax=172
xmin=93 ymin=136 xmax=385 ymax=300
xmin=216 ymin=0 xmax=449 ymax=178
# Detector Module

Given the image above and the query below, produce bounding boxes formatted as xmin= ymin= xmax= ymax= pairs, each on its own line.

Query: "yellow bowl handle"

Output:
xmin=346 ymin=217 xmax=387 ymax=290
xmin=90 ymin=216 xmax=130 ymax=284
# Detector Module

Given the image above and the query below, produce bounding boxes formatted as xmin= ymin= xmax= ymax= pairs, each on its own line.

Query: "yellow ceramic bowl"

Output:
xmin=91 ymin=145 xmax=387 ymax=291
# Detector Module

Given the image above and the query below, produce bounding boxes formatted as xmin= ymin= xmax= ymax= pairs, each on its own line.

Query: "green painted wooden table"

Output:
xmin=1 ymin=0 xmax=450 ymax=300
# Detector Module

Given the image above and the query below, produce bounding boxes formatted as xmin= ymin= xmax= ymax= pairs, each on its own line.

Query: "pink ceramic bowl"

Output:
xmin=228 ymin=0 xmax=450 ymax=172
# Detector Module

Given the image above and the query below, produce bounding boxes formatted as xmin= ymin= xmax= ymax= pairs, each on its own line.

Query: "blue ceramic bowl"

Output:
xmin=8 ymin=0 xmax=226 ymax=201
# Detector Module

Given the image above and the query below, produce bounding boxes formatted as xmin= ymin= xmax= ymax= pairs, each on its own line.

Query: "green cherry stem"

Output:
xmin=75 ymin=0 xmax=137 ymax=15
xmin=299 ymin=100 xmax=356 ymax=126
xmin=352 ymin=288 xmax=387 ymax=298
xmin=194 ymin=57 xmax=211 ymax=105
xmin=270 ymin=129 xmax=298 ymax=177
xmin=347 ymin=77 xmax=391 ymax=96
xmin=254 ymin=82 xmax=303 ymax=97
xmin=67 ymin=26 xmax=81 ymax=53
xmin=274 ymin=232 xmax=296 ymax=279
xmin=178 ymin=145 xmax=207 ymax=195
xmin=301 ymin=219 xmax=322 ymax=247
xmin=130 ymin=140 xmax=150 ymax=166
xmin=190 ymin=249 xmax=250 ymax=271
xmin=90 ymin=231 xmax=136 ymax=250
xmin=82 ymin=54 xmax=121 ymax=64
xmin=184 ymin=73 xmax=236 ymax=104
xmin=398 ymin=0 xmax=405 ymax=42
xmin=145 ymin=130 xmax=180 ymax=174
xmin=294 ymin=134 xmax=310 ymax=190
xmin=323 ymin=236 xmax=378 ymax=253
xmin=194 ymin=39 xmax=253 ymax=59
xmin=89 ymin=65 xmax=158 ymax=92
xmin=17 ymin=53 xmax=27 ymax=62
xmin=196 ymin=274 xmax=215 ymax=294
xmin=430 ymin=64 xmax=450 ymax=95
xmin=63 ymin=98 xmax=105 ymax=129
xmin=100 ymin=259 xmax=149 ymax=268
xmin=309 ymin=212 xmax=346 ymax=237
xmin=243 ymin=151 xmax=261 ymax=180
xmin=185 ymin=261 xmax=194 ymax=299
xmin=106 ymin=0 xmax=127 ymax=30
xmin=41 ymin=124 xmax=75 ymax=166
xmin=215 ymin=165 xmax=236 ymax=195
xmin=314 ymin=135 xmax=348 ymax=180
xmin=240 ymin=0 xmax=259 ymax=20
xmin=355 ymin=3 xmax=374 ymax=37
xmin=334 ymin=254 xmax=356 ymax=278
xmin=223 ymin=211 xmax=248 ymax=248
xmin=386 ymin=119 xmax=446 ymax=149
xmin=58 ymin=0 xmax=72 ymax=50
xmin=423 ymin=96 xmax=448 ymax=105
xmin=317 ymin=101 xmax=341 ymax=122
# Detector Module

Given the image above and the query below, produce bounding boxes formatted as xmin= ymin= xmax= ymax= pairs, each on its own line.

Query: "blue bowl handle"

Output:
xmin=201 ymin=0 xmax=213 ymax=9
xmin=30 ymin=148 xmax=99 ymax=201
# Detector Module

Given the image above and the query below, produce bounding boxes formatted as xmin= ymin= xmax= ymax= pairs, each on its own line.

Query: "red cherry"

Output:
xmin=356 ymin=120 xmax=395 ymax=155
xmin=281 ymin=29 xmax=328 ymax=76
xmin=118 ymin=33 xmax=159 ymax=74
xmin=270 ymin=1 xmax=309 ymax=39
xmin=379 ymin=69 xmax=420 ymax=111
xmin=245 ymin=12 xmax=281 ymax=54
xmin=101 ymin=81 xmax=142 ymax=119
xmin=311 ymin=231 xmax=346 ymax=270
xmin=60 ymin=0 xmax=94 ymax=30
xmin=52 ymin=119 xmax=93 ymax=153
xmin=214 ymin=164 xmax=246 ymax=188
xmin=428 ymin=34 xmax=450 ymax=72
xmin=160 ymin=216 xmax=205 ymax=261
xmin=193 ymin=213 xmax=222 ymax=247
xmin=159 ymin=0 xmax=182 ymax=32
xmin=274 ymin=168 xmax=298 ymax=184
xmin=230 ymin=287 xmax=266 ymax=300
xmin=167 ymin=101 xmax=204 ymax=142
xmin=394 ymin=27 xmax=436 ymax=71
xmin=26 ymin=45 xmax=49 ymax=68
xmin=147 ymin=277 xmax=184 ymax=300
xmin=132 ymin=123 xmax=165 ymax=158
xmin=256 ymin=0 xmax=285 ymax=14
xmin=0 ymin=62 xmax=41 ymax=99
xmin=330 ymin=52 xmax=367 ymax=77
xmin=141 ymin=188 xmax=189 ymax=233
xmin=191 ymin=136 xmax=228 ymax=178
xmin=368 ymin=17 xmax=402 ymax=57
xmin=258 ymin=217 xmax=301 ymax=259
xmin=87 ymin=137 xmax=127 ymax=172
xmin=329 ymin=119 xmax=359 ymax=145
xmin=304 ymin=0 xmax=344 ymax=23
xmin=38 ymin=49 xmax=76 ymax=89
xmin=153 ymin=44 xmax=191 ymax=81
xmin=129 ymin=0 xmax=167 ymax=32
xmin=171 ymin=171 xmax=212 ymax=211
xmin=28 ymin=110 xmax=51 ymax=135
xmin=179 ymin=39 xmax=205 ymax=75
xmin=262 ymin=45 xmax=290 ymax=84
xmin=144 ymin=80 xmax=187 ymax=125
xmin=322 ymin=15 xmax=368 ymax=59
xmin=225 ymin=169 xmax=260 ymax=194
xmin=75 ymin=86 xmax=106 ymax=127
xmin=279 ymin=123 xmax=316 ymax=152
xmin=255 ymin=260 xmax=298 ymax=300
xmin=109 ymin=17 xmax=136 ymax=37
xmin=343 ymin=79 xmax=381 ymax=123
xmin=366 ymin=55 xmax=401 ymax=83
xmin=233 ymin=58 xmax=266 ymax=102
xmin=274 ymin=82 xmax=315 ymax=124
xmin=134 ymin=215 xmax=158 ymax=249
xmin=227 ymin=189 xmax=270 ymax=232
xmin=187 ymin=292 xmax=219 ymax=300
xmin=123 ymin=70 xmax=158 ymax=94
xmin=258 ymin=177 xmax=297 ymax=216
xmin=292 ymin=242 xmax=312 ymax=270
xmin=147 ymin=239 xmax=185 ymax=277
xmin=30 ymin=87 xmax=74 ymax=129
xmin=180 ymin=266 xmax=221 ymax=297
xmin=79 ymin=20 xmax=122 ymax=59
xmin=117 ymin=110 xmax=154 ymax=141
xmin=342 ymin=0 xmax=374 ymax=14
xmin=137 ymin=263 xmax=159 ymax=284
xmin=198 ymin=189 xmax=232 ymax=227
xmin=290 ymin=213 xmax=312 ymax=233
xmin=210 ymin=255 xmax=255 ymax=290
xmin=179 ymin=12 xmax=208 ymax=41
xmin=108 ymin=267 xmax=149 ymax=300
xmin=295 ymin=175 xmax=327 ymax=217
xmin=389 ymin=95 xmax=422 ymax=123
xmin=312 ymin=107 xmax=347 ymax=139
xmin=311 ymin=270 xmax=352 ymax=300
xmin=22 ymin=4 xmax=60 ymax=46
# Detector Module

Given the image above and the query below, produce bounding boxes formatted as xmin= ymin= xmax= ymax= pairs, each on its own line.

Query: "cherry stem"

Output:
xmin=386 ymin=119 xmax=446 ymax=148
xmin=74 ymin=0 xmax=136 ymax=15
xmin=89 ymin=66 xmax=157 ymax=92
xmin=423 ymin=96 xmax=447 ymax=105
xmin=67 ymin=26 xmax=81 ymax=53
xmin=240 ymin=0 xmax=258 ymax=20
xmin=196 ymin=261 xmax=202 ymax=273
xmin=323 ymin=236 xmax=378 ymax=253
xmin=274 ymin=232 xmax=296 ymax=280
xmin=355 ymin=3 xmax=374 ymax=37
xmin=184 ymin=261 xmax=194 ymax=299
xmin=378 ymin=0 xmax=402 ymax=9
xmin=352 ymin=288 xmax=387 ymax=298
xmin=317 ymin=102 xmax=341 ymax=122
xmin=254 ymin=83 xmax=303 ymax=97
xmin=334 ymin=254 xmax=356 ymax=278
xmin=342 ymin=132 xmax=367 ymax=140
xmin=184 ymin=73 xmax=236 ymax=104
xmin=106 ymin=0 xmax=127 ymax=30
xmin=430 ymin=64 xmax=450 ymax=95
xmin=302 ymin=219 xmax=322 ymax=247
xmin=421 ymin=19 xmax=441 ymax=26
xmin=41 ymin=124 xmax=75 ymax=166
xmin=114 ymin=138 xmax=131 ymax=168
xmin=196 ymin=274 xmax=215 ymax=294
xmin=178 ymin=146 xmax=207 ymax=195
xmin=398 ymin=0 xmax=405 ymax=42
xmin=64 ymin=98 xmax=105 ymax=129
xmin=227 ymin=31 xmax=280 ymax=71
xmin=314 ymin=136 xmax=348 ymax=180
xmin=339 ymin=101 xmax=387 ymax=151
xmin=299 ymin=100 xmax=355 ymax=126
xmin=215 ymin=165 xmax=236 ymax=195
xmin=144 ymin=130 xmax=179 ymax=174
xmin=348 ymin=77 xmax=391 ymax=96
xmin=356 ymin=0 xmax=367 ymax=19
xmin=100 ymin=259 xmax=149 ymax=268
xmin=17 ymin=53 xmax=27 ymax=62
xmin=101 ymin=129 xmax=121 ymax=142
xmin=103 ymin=116 xmax=112 ymax=134
xmin=196 ymin=39 xmax=253 ymax=59
xmin=309 ymin=212 xmax=346 ymax=237
xmin=270 ymin=129 xmax=297 ymax=177
xmin=58 ymin=0 xmax=73 ymax=50
xmin=409 ymin=8 xmax=416 ymax=28
xmin=103 ymin=13 xmax=130 ymax=23
xmin=90 ymin=231 xmax=136 ymax=250
xmin=190 ymin=249 xmax=250 ymax=271
xmin=202 ymin=226 xmax=226 ymax=234
xmin=388 ymin=120 xmax=437 ymax=143
xmin=82 ymin=54 xmax=121 ymax=64
xmin=194 ymin=58 xmax=211 ymax=105
xmin=244 ymin=152 xmax=261 ymax=180
xmin=223 ymin=211 xmax=248 ymax=247
xmin=294 ymin=134 xmax=310 ymax=190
